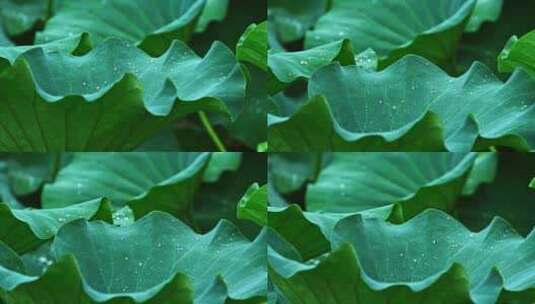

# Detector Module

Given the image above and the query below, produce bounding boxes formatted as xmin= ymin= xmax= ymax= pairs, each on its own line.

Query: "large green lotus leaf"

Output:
xmin=0 ymin=38 xmax=245 ymax=152
xmin=0 ymin=198 xmax=112 ymax=254
xmin=305 ymin=0 xmax=476 ymax=70
xmin=0 ymin=0 xmax=48 ymax=36
xmin=269 ymin=56 xmax=535 ymax=152
xmin=498 ymin=29 xmax=535 ymax=77
xmin=465 ymin=0 xmax=503 ymax=33
xmin=0 ymin=212 xmax=267 ymax=303
xmin=37 ymin=0 xmax=205 ymax=56
xmin=270 ymin=210 xmax=535 ymax=304
xmin=42 ymin=153 xmax=210 ymax=221
xmin=268 ymin=204 xmax=401 ymax=261
xmin=268 ymin=0 xmax=327 ymax=44
xmin=457 ymin=153 xmax=535 ymax=236
xmin=307 ymin=153 xmax=476 ymax=216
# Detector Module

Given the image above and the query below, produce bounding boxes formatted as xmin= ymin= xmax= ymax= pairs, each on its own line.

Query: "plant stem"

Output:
xmin=198 ymin=111 xmax=226 ymax=152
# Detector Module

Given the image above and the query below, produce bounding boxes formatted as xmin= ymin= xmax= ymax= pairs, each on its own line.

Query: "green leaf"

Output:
xmin=42 ymin=153 xmax=210 ymax=221
xmin=0 ymin=0 xmax=49 ymax=37
xmin=305 ymin=0 xmax=476 ymax=71
xmin=0 ymin=198 xmax=112 ymax=254
xmin=202 ymin=152 xmax=241 ymax=182
xmin=0 ymin=212 xmax=267 ymax=303
xmin=268 ymin=39 xmax=354 ymax=88
xmin=269 ymin=56 xmax=535 ymax=152
xmin=237 ymin=183 xmax=267 ymax=226
xmin=37 ymin=0 xmax=205 ymax=56
xmin=498 ymin=29 xmax=535 ymax=77
xmin=462 ymin=152 xmax=497 ymax=195
xmin=270 ymin=209 xmax=535 ymax=304
xmin=268 ymin=204 xmax=401 ymax=261
xmin=307 ymin=153 xmax=476 ymax=217
xmin=268 ymin=0 xmax=327 ymax=43
xmin=465 ymin=0 xmax=503 ymax=33
xmin=236 ymin=22 xmax=267 ymax=71
xmin=268 ymin=152 xmax=321 ymax=196
xmin=196 ymin=0 xmax=229 ymax=33
xmin=1 ymin=154 xmax=59 ymax=197
xmin=0 ymin=38 xmax=245 ymax=151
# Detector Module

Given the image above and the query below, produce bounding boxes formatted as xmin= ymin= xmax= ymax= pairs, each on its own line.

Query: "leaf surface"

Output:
xmin=0 ymin=198 xmax=112 ymax=254
xmin=269 ymin=56 xmax=535 ymax=151
xmin=0 ymin=212 xmax=267 ymax=303
xmin=42 ymin=153 xmax=210 ymax=221
xmin=307 ymin=153 xmax=476 ymax=216
xmin=38 ymin=0 xmax=205 ymax=55
xmin=305 ymin=0 xmax=476 ymax=70
xmin=0 ymin=38 xmax=245 ymax=151
xmin=269 ymin=209 xmax=535 ymax=304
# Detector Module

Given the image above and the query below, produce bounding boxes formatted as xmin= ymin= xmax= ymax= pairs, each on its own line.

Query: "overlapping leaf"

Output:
xmin=0 ymin=36 xmax=245 ymax=151
xmin=38 ymin=0 xmax=205 ymax=56
xmin=0 ymin=198 xmax=112 ymax=254
xmin=42 ymin=153 xmax=210 ymax=221
xmin=269 ymin=209 xmax=535 ymax=304
xmin=305 ymin=0 xmax=476 ymax=70
xmin=268 ymin=0 xmax=327 ymax=44
xmin=269 ymin=56 xmax=535 ymax=151
xmin=306 ymin=153 xmax=476 ymax=216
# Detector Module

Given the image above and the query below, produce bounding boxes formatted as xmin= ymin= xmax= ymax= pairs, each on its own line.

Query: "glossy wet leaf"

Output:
xmin=270 ymin=209 xmax=535 ymax=304
xmin=0 ymin=38 xmax=245 ymax=151
xmin=0 ymin=198 xmax=112 ymax=254
xmin=269 ymin=56 xmax=535 ymax=152
xmin=0 ymin=212 xmax=267 ymax=303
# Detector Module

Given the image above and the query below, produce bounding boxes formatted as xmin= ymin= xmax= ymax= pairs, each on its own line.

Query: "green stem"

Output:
xmin=198 ymin=111 xmax=226 ymax=152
